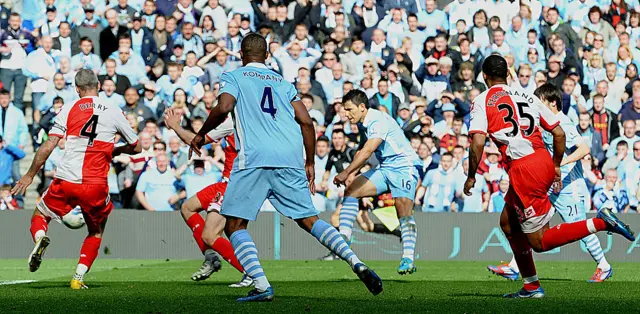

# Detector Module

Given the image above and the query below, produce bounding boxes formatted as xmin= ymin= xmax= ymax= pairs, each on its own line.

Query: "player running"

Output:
xmin=333 ymin=90 xmax=422 ymax=275
xmin=464 ymin=55 xmax=635 ymax=299
xmin=487 ymin=84 xmax=612 ymax=282
xmin=163 ymin=109 xmax=252 ymax=287
xmin=189 ymin=33 xmax=382 ymax=302
xmin=12 ymin=70 xmax=142 ymax=289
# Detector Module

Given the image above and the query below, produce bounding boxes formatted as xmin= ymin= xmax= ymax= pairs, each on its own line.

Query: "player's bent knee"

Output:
xmin=201 ymin=228 xmax=218 ymax=246
xmin=295 ymin=216 xmax=318 ymax=232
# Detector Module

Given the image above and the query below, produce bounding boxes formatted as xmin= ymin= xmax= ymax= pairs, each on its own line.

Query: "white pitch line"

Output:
xmin=0 ymin=280 xmax=37 ymax=285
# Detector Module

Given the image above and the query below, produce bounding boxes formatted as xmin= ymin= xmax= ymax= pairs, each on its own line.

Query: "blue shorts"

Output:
xmin=550 ymin=192 xmax=588 ymax=223
xmin=221 ymin=167 xmax=319 ymax=221
xmin=362 ymin=165 xmax=419 ymax=200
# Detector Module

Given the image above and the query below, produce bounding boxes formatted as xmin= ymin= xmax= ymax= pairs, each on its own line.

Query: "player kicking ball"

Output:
xmin=163 ymin=109 xmax=251 ymax=288
xmin=12 ymin=70 xmax=142 ymax=289
xmin=333 ymin=90 xmax=422 ymax=275
xmin=488 ymin=84 xmax=613 ymax=282
xmin=464 ymin=55 xmax=635 ymax=299
xmin=189 ymin=33 xmax=382 ymax=302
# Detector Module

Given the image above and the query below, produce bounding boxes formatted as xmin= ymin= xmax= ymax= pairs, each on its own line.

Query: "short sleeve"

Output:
xmin=537 ymin=98 xmax=560 ymax=131
xmin=219 ymin=72 xmax=239 ymax=99
xmin=366 ymin=120 xmax=386 ymax=140
xmin=422 ymin=171 xmax=433 ymax=187
xmin=112 ymin=107 xmax=139 ymax=146
xmin=468 ymin=97 xmax=488 ymax=135
xmin=135 ymin=172 xmax=148 ymax=192
xmin=49 ymin=103 xmax=72 ymax=138
xmin=205 ymin=115 xmax=234 ymax=142
xmin=563 ymin=123 xmax=586 ymax=150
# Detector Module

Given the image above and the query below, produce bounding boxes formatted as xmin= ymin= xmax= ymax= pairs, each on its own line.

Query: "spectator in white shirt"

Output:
xmin=272 ymin=41 xmax=322 ymax=83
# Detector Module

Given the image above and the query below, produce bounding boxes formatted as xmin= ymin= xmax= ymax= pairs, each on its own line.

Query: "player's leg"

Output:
xmin=554 ymin=194 xmax=611 ymax=282
xmin=28 ymin=209 xmax=51 ymax=272
xmin=272 ymin=168 xmax=383 ymax=296
xmin=500 ymin=191 xmax=544 ymax=298
xmin=28 ymin=180 xmax=69 ymax=272
xmin=220 ymin=168 xmax=272 ymax=302
xmin=71 ymin=212 xmax=107 ymax=290
xmin=385 ymin=166 xmax=419 ymax=275
xmin=339 ymin=170 xmax=383 ymax=242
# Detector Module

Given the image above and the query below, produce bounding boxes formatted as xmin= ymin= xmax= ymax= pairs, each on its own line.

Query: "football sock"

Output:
xmin=598 ymin=257 xmax=612 ymax=272
xmin=581 ymin=234 xmax=606 ymax=267
xmin=507 ymin=233 xmax=539 ymax=290
xmin=230 ymin=229 xmax=270 ymax=291
xmin=73 ymin=264 xmax=88 ymax=281
xmin=76 ymin=236 xmax=101 ymax=279
xmin=508 ymin=256 xmax=520 ymax=273
xmin=311 ymin=220 xmax=362 ymax=269
xmin=185 ymin=214 xmax=208 ymax=254
xmin=212 ymin=237 xmax=244 ymax=273
xmin=399 ymin=216 xmax=417 ymax=261
xmin=30 ymin=214 xmax=49 ymax=243
xmin=339 ymin=196 xmax=358 ymax=240
xmin=541 ymin=218 xmax=607 ymax=251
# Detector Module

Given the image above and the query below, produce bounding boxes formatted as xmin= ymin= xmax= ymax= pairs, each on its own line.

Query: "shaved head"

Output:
xmin=241 ymin=33 xmax=268 ymax=64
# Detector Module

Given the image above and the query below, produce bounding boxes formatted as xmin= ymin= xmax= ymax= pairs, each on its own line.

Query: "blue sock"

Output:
xmin=311 ymin=219 xmax=361 ymax=268
xmin=399 ymin=216 xmax=417 ymax=261
xmin=339 ymin=196 xmax=359 ymax=239
xmin=230 ymin=229 xmax=270 ymax=291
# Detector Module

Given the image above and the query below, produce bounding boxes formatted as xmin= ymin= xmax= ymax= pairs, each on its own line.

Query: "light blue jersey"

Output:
xmin=421 ymin=167 xmax=457 ymax=212
xmin=219 ymin=62 xmax=317 ymax=221
xmin=358 ymin=108 xmax=422 ymax=200
xmin=455 ymin=173 xmax=488 ymax=213
xmin=220 ymin=63 xmax=303 ymax=171
xmin=542 ymin=112 xmax=591 ymax=221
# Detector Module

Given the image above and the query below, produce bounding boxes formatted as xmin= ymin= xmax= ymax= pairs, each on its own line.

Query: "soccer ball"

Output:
xmin=62 ymin=207 xmax=85 ymax=229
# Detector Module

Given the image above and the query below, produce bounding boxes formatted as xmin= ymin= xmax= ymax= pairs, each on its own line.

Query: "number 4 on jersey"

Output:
xmin=260 ymin=87 xmax=277 ymax=119
xmin=81 ymin=115 xmax=99 ymax=146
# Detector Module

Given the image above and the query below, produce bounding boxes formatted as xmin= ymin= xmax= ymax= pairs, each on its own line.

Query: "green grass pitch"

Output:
xmin=1 ymin=259 xmax=640 ymax=313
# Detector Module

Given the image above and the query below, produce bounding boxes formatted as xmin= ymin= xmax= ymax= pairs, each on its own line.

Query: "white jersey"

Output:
xmin=49 ymin=96 xmax=139 ymax=184
xmin=469 ymin=84 xmax=559 ymax=162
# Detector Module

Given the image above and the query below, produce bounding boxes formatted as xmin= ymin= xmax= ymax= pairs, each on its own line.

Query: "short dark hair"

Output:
xmin=153 ymin=140 xmax=166 ymax=150
xmin=534 ymin=83 xmax=563 ymax=107
xmin=441 ymin=152 xmax=454 ymax=159
xmin=80 ymin=36 xmax=92 ymax=44
xmin=145 ymin=119 xmax=158 ymax=127
xmin=408 ymin=13 xmax=418 ymax=20
xmin=332 ymin=129 xmax=346 ymax=137
xmin=548 ymin=7 xmax=559 ymax=15
xmin=493 ymin=27 xmax=505 ymax=35
xmin=528 ymin=29 xmax=537 ymax=35
xmin=53 ymin=96 xmax=64 ymax=103
xmin=0 ymin=88 xmax=9 ymax=96
xmin=482 ymin=55 xmax=508 ymax=79
xmin=342 ymin=89 xmax=369 ymax=109
xmin=118 ymin=33 xmax=131 ymax=41
xmin=241 ymin=32 xmax=267 ymax=58
xmin=453 ymin=145 xmax=465 ymax=151
xmin=300 ymin=93 xmax=313 ymax=101
xmin=617 ymin=141 xmax=629 ymax=148
xmin=317 ymin=135 xmax=330 ymax=144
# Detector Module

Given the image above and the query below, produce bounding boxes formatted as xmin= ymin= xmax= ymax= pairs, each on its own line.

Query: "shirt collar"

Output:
xmin=363 ymin=108 xmax=376 ymax=126
xmin=245 ymin=62 xmax=268 ymax=69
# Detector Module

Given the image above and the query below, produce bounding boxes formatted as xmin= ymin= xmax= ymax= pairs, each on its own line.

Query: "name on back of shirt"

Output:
xmin=242 ymin=71 xmax=282 ymax=83
xmin=487 ymin=90 xmax=535 ymax=106
xmin=79 ymin=102 xmax=108 ymax=112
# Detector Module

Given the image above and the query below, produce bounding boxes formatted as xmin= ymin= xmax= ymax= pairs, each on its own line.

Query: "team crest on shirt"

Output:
xmin=524 ymin=206 xmax=535 ymax=219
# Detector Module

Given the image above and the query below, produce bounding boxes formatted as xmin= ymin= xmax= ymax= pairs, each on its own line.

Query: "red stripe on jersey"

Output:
xmin=67 ymin=97 xmax=95 ymax=137
xmin=223 ymin=134 xmax=237 ymax=179
xmin=81 ymin=140 xmax=115 ymax=185
xmin=540 ymin=119 xmax=560 ymax=132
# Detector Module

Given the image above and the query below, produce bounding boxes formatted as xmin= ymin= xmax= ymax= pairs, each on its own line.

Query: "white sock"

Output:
xmin=508 ymin=256 xmax=519 ymax=273
xmin=34 ymin=230 xmax=46 ymax=243
xmin=74 ymin=264 xmax=88 ymax=281
xmin=254 ymin=276 xmax=271 ymax=291
xmin=598 ymin=258 xmax=611 ymax=272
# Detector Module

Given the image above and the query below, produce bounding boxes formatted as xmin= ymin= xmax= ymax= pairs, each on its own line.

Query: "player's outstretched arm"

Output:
xmin=561 ymin=141 xmax=589 ymax=167
xmin=292 ymin=99 xmax=317 ymax=194
xmin=112 ymin=141 xmax=143 ymax=157
xmin=164 ymin=108 xmax=216 ymax=146
xmin=464 ymin=132 xmax=486 ymax=196
xmin=12 ymin=135 xmax=60 ymax=196
xmin=334 ymin=139 xmax=382 ymax=187
xmin=191 ymin=93 xmax=235 ymax=157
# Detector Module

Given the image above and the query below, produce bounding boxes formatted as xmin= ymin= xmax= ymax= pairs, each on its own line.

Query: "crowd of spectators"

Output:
xmin=0 ymin=0 xmax=638 ymax=214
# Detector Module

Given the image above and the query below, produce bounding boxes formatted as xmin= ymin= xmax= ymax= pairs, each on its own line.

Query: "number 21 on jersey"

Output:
xmin=261 ymin=87 xmax=277 ymax=119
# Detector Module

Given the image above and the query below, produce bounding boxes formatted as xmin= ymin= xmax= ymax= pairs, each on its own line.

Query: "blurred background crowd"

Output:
xmin=0 ymin=0 xmax=638 ymax=214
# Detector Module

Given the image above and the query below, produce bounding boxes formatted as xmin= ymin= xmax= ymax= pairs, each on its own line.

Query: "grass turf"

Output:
xmin=0 ymin=259 xmax=639 ymax=313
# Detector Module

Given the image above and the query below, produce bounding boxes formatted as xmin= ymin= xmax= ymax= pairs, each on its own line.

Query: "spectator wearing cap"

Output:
xmin=0 ymin=13 xmax=37 ymax=113
xmin=130 ymin=13 xmax=158 ymax=70
xmin=589 ymin=94 xmax=620 ymax=149
xmin=71 ymin=37 xmax=102 ymax=75
xmin=201 ymin=0 xmax=228 ymax=37
xmin=53 ymin=22 xmax=80 ymax=59
xmin=342 ymin=36 xmax=377 ymax=83
xmin=420 ymin=56 xmax=450 ymax=103
xmin=142 ymin=82 xmax=163 ymax=115
xmin=367 ymin=29 xmax=395 ymax=71
xmin=75 ymin=4 xmax=104 ymax=54
xmin=378 ymin=8 xmax=409 ymax=49
xmin=99 ymin=58 xmax=132 ymax=95
xmin=198 ymin=45 xmax=238 ymax=89
xmin=396 ymin=103 xmax=413 ymax=127
xmin=251 ymin=1 xmax=311 ymax=41
xmin=540 ymin=7 xmax=581 ymax=55
xmin=174 ymin=22 xmax=204 ymax=58
xmin=238 ymin=14 xmax=253 ymax=36
xmin=100 ymin=9 xmax=129 ymax=60
xmin=272 ymin=41 xmax=322 ymax=83
xmin=452 ymin=61 xmax=485 ymax=100
xmin=38 ymin=5 xmax=61 ymax=38
xmin=36 ymin=73 xmax=77 ymax=123
xmin=369 ymin=78 xmax=402 ymax=119
xmin=23 ymin=36 xmax=59 ymax=118
xmin=99 ymin=79 xmax=126 ymax=108
xmin=416 ymin=0 xmax=448 ymax=38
